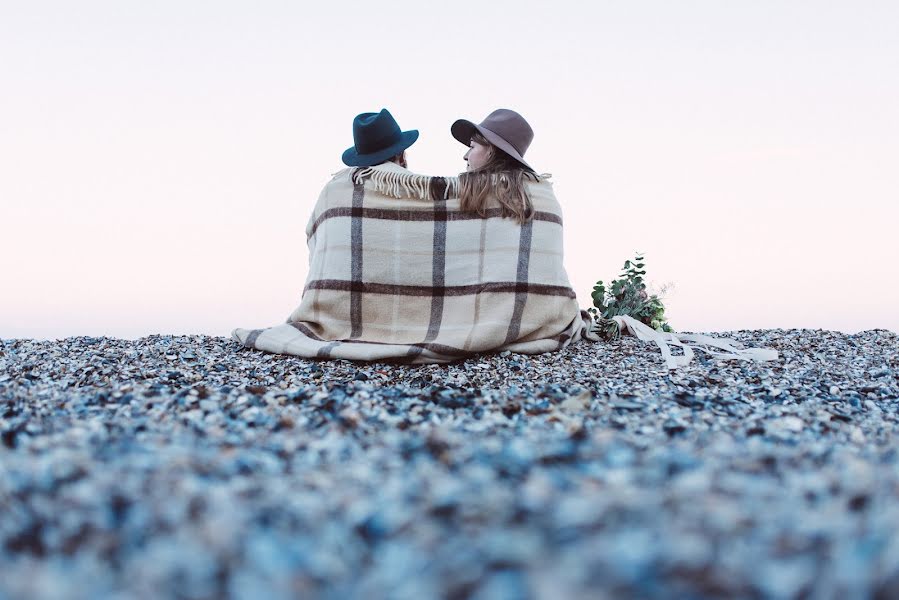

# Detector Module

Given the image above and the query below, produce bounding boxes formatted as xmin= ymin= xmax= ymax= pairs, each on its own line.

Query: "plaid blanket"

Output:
xmin=232 ymin=161 xmax=595 ymax=363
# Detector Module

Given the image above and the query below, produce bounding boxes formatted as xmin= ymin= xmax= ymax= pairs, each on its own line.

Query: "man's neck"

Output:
xmin=388 ymin=155 xmax=407 ymax=169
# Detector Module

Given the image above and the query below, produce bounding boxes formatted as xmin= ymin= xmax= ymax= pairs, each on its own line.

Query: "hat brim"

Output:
xmin=451 ymin=119 xmax=534 ymax=172
xmin=342 ymin=130 xmax=419 ymax=167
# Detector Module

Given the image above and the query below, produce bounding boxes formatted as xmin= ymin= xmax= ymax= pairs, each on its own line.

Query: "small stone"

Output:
xmin=663 ymin=419 xmax=687 ymax=436
xmin=776 ymin=416 xmax=804 ymax=433
xmin=610 ymin=399 xmax=643 ymax=411
xmin=559 ymin=390 xmax=591 ymax=413
xmin=864 ymin=400 xmax=881 ymax=412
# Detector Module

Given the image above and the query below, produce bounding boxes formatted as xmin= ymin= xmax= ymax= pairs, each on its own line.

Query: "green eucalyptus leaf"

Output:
xmin=590 ymin=253 xmax=671 ymax=333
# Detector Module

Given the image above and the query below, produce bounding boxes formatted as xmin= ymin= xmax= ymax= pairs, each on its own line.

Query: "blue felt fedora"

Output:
xmin=342 ymin=109 xmax=419 ymax=167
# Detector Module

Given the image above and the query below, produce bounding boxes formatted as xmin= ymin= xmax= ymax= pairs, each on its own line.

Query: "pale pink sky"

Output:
xmin=2 ymin=1 xmax=897 ymax=339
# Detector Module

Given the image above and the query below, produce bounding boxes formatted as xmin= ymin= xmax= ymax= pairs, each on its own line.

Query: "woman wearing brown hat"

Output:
xmin=451 ymin=108 xmax=540 ymax=225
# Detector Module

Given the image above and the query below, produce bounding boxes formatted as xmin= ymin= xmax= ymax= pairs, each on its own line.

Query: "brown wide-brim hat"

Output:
xmin=451 ymin=108 xmax=535 ymax=172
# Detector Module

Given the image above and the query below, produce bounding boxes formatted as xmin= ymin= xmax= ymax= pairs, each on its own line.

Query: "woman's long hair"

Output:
xmin=458 ymin=132 xmax=537 ymax=225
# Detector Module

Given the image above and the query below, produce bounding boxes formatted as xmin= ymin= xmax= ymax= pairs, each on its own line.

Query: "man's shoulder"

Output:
xmin=316 ymin=168 xmax=356 ymax=198
xmin=327 ymin=167 xmax=356 ymax=184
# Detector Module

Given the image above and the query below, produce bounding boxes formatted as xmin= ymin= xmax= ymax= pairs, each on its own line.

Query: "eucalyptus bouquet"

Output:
xmin=588 ymin=254 xmax=673 ymax=341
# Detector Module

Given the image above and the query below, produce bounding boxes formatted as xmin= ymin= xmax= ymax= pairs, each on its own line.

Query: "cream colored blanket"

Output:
xmin=232 ymin=162 xmax=594 ymax=363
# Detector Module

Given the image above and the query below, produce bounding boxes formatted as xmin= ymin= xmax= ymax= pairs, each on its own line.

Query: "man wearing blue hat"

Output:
xmin=341 ymin=108 xmax=418 ymax=168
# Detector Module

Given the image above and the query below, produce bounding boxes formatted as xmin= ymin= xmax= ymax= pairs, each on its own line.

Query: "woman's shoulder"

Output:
xmin=527 ymin=172 xmax=553 ymax=187
xmin=525 ymin=172 xmax=557 ymax=195
xmin=525 ymin=173 xmax=562 ymax=215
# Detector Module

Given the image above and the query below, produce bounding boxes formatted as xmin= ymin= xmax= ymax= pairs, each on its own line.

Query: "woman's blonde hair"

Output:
xmin=458 ymin=132 xmax=537 ymax=225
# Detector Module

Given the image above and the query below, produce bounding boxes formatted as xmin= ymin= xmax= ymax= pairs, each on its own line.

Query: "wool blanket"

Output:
xmin=232 ymin=161 xmax=595 ymax=363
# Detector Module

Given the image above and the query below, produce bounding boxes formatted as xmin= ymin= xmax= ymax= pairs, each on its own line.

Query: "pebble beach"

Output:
xmin=1 ymin=328 xmax=898 ymax=599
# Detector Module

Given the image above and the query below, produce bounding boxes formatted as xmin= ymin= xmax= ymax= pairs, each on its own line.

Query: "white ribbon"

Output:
xmin=611 ymin=315 xmax=779 ymax=370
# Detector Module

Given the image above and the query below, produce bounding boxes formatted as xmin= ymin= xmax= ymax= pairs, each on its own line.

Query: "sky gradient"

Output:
xmin=2 ymin=0 xmax=897 ymax=339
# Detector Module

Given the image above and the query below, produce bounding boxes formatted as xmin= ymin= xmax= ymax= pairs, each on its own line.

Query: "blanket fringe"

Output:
xmin=612 ymin=315 xmax=779 ymax=369
xmin=338 ymin=164 xmax=553 ymax=201
xmin=351 ymin=167 xmax=458 ymax=200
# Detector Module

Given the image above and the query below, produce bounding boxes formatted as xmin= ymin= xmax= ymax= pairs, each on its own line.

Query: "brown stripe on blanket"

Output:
xmin=304 ymin=279 xmax=577 ymax=298
xmin=310 ymin=210 xmax=328 ymax=324
xmin=555 ymin=332 xmax=572 ymax=348
xmin=426 ymin=194 xmax=448 ymax=340
xmin=462 ymin=218 xmax=489 ymax=351
xmin=405 ymin=188 xmax=449 ymax=361
xmin=349 ymin=177 xmax=365 ymax=338
xmin=315 ymin=341 xmax=342 ymax=359
xmin=244 ymin=329 xmax=263 ymax=348
xmin=289 ymin=321 xmax=324 ymax=341
xmin=308 ymin=207 xmax=562 ymax=238
xmin=428 ymin=176 xmax=448 ymax=202
xmin=409 ymin=340 xmax=469 ymax=357
xmin=503 ymin=220 xmax=533 ymax=345
xmin=312 ymin=337 xmax=472 ymax=359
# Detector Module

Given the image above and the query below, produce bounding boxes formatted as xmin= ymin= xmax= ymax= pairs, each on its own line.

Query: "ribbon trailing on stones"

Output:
xmin=612 ymin=315 xmax=779 ymax=369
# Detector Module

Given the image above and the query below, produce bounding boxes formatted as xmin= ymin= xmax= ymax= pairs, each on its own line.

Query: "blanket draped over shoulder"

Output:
xmin=232 ymin=161 xmax=595 ymax=363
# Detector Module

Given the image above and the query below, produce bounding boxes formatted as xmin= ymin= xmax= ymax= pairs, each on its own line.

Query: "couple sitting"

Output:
xmin=233 ymin=108 xmax=596 ymax=363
